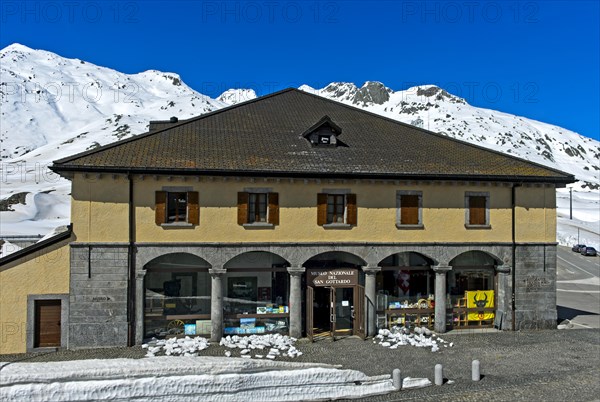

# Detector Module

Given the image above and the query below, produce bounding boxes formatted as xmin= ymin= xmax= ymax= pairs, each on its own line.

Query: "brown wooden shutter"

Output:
xmin=317 ymin=193 xmax=327 ymax=226
xmin=187 ymin=191 xmax=199 ymax=225
xmin=155 ymin=191 xmax=167 ymax=225
xmin=346 ymin=193 xmax=357 ymax=225
xmin=401 ymin=195 xmax=419 ymax=225
xmin=469 ymin=196 xmax=486 ymax=225
xmin=238 ymin=192 xmax=249 ymax=225
xmin=268 ymin=192 xmax=279 ymax=225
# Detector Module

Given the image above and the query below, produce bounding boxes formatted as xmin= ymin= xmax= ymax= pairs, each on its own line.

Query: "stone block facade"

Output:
xmin=69 ymin=244 xmax=129 ymax=348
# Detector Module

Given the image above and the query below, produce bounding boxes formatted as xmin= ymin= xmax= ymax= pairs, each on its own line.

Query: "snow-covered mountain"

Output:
xmin=0 ymin=44 xmax=598 ymax=248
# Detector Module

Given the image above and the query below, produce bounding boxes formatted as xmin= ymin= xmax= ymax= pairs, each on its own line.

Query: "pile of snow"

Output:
xmin=220 ymin=334 xmax=302 ymax=359
xmin=374 ymin=326 xmax=453 ymax=353
xmin=0 ymin=357 xmax=400 ymax=401
xmin=143 ymin=336 xmax=210 ymax=357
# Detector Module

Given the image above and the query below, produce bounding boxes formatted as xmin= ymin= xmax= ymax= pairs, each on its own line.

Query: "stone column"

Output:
xmin=362 ymin=265 xmax=381 ymax=338
xmin=135 ymin=270 xmax=146 ymax=345
xmin=495 ymin=265 xmax=511 ymax=330
xmin=209 ymin=267 xmax=226 ymax=342
xmin=287 ymin=266 xmax=306 ymax=339
xmin=433 ymin=265 xmax=452 ymax=333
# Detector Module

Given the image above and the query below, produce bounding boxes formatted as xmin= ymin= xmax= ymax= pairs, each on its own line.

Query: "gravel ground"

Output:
xmin=2 ymin=329 xmax=599 ymax=401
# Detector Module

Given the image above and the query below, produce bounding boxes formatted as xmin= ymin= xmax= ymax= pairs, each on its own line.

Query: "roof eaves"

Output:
xmin=0 ymin=224 xmax=73 ymax=267
xmin=46 ymin=166 xmax=575 ymax=184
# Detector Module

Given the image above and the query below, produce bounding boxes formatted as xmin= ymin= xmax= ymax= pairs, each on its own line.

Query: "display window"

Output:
xmin=449 ymin=251 xmax=497 ymax=328
xmin=376 ymin=252 xmax=435 ymax=330
xmin=143 ymin=253 xmax=211 ymax=339
xmin=223 ymin=268 xmax=289 ymax=335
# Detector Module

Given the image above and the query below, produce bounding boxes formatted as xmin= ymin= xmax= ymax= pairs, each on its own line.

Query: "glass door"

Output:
xmin=332 ymin=287 xmax=354 ymax=339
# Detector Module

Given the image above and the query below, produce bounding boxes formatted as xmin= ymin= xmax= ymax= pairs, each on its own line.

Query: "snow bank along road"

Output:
xmin=0 ymin=357 xmax=414 ymax=401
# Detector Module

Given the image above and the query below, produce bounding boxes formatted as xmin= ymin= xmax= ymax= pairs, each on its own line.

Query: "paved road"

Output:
xmin=2 ymin=330 xmax=599 ymax=401
xmin=556 ymin=245 xmax=600 ymax=328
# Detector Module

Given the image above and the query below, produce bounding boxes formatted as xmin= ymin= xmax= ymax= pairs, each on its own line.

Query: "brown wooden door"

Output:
xmin=330 ymin=287 xmax=336 ymax=340
xmin=354 ymin=285 xmax=366 ymax=340
xmin=35 ymin=300 xmax=61 ymax=347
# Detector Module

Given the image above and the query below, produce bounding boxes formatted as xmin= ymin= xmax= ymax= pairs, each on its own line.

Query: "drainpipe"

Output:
xmin=511 ymin=183 xmax=521 ymax=331
xmin=127 ymin=173 xmax=136 ymax=346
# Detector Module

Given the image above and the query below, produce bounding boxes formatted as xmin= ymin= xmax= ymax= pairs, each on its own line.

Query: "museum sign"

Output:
xmin=307 ymin=268 xmax=358 ymax=287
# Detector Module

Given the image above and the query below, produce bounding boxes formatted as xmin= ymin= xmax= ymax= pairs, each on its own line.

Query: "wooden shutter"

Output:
xmin=187 ymin=191 xmax=199 ymax=225
xmin=268 ymin=192 xmax=279 ymax=225
xmin=469 ymin=196 xmax=486 ymax=225
xmin=401 ymin=195 xmax=419 ymax=225
xmin=238 ymin=192 xmax=249 ymax=225
xmin=155 ymin=191 xmax=167 ymax=225
xmin=346 ymin=193 xmax=357 ymax=225
xmin=317 ymin=193 xmax=327 ymax=226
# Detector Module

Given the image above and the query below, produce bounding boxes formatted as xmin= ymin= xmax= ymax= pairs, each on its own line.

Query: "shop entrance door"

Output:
xmin=307 ymin=286 xmax=364 ymax=341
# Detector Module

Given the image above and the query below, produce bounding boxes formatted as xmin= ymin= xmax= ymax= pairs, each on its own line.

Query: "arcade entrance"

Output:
xmin=306 ymin=268 xmax=365 ymax=341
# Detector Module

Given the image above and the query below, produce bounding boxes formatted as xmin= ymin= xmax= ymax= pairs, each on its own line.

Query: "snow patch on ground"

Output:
xmin=374 ymin=327 xmax=454 ymax=353
xmin=0 ymin=357 xmax=400 ymax=401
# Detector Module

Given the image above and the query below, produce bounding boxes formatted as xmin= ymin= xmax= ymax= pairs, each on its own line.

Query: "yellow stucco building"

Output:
xmin=1 ymin=89 xmax=573 ymax=353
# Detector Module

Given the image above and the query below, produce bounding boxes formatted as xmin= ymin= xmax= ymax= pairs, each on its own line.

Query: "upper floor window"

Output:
xmin=396 ymin=191 xmax=423 ymax=228
xmin=155 ymin=190 xmax=199 ymax=226
xmin=317 ymin=192 xmax=357 ymax=227
xmin=465 ymin=192 xmax=490 ymax=228
xmin=238 ymin=191 xmax=279 ymax=226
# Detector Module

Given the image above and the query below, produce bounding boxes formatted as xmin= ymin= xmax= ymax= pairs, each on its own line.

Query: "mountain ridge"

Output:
xmin=0 ymin=43 xmax=598 ymax=241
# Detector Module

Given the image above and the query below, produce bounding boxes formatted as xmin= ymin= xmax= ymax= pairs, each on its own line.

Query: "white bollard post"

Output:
xmin=435 ymin=364 xmax=443 ymax=386
xmin=392 ymin=369 xmax=402 ymax=390
xmin=472 ymin=359 xmax=481 ymax=381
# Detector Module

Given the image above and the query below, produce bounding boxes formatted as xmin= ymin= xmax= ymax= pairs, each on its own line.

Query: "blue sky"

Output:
xmin=1 ymin=0 xmax=599 ymax=139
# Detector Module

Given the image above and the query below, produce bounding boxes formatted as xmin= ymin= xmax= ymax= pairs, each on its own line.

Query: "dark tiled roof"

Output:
xmin=51 ymin=88 xmax=574 ymax=183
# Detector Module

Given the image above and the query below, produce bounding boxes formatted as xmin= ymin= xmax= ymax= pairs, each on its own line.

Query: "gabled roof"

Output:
xmin=51 ymin=88 xmax=574 ymax=183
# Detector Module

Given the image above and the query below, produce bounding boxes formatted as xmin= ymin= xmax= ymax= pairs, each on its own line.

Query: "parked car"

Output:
xmin=580 ymin=247 xmax=597 ymax=256
xmin=572 ymin=244 xmax=586 ymax=252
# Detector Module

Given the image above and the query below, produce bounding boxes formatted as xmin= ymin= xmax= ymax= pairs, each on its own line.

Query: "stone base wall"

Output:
xmin=66 ymin=242 xmax=557 ymax=348
xmin=69 ymin=244 xmax=129 ymax=348
xmin=514 ymin=244 xmax=557 ymax=330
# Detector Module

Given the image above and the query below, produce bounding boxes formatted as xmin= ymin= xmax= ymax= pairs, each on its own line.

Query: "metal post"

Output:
xmin=569 ymin=187 xmax=573 ymax=220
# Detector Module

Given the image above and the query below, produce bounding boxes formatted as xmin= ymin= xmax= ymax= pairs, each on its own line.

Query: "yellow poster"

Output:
xmin=466 ymin=290 xmax=495 ymax=321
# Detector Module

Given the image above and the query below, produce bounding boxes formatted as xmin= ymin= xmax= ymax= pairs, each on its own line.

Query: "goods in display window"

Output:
xmin=223 ymin=271 xmax=290 ymax=335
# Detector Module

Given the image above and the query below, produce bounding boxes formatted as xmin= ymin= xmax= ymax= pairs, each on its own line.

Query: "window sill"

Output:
xmin=465 ymin=224 xmax=492 ymax=230
xmin=396 ymin=223 xmax=424 ymax=230
xmin=242 ymin=223 xmax=274 ymax=229
xmin=322 ymin=223 xmax=353 ymax=229
xmin=161 ymin=222 xmax=194 ymax=229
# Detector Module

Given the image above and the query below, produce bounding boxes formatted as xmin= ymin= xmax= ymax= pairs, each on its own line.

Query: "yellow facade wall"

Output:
xmin=70 ymin=174 xmax=556 ymax=245
xmin=0 ymin=240 xmax=71 ymax=354
xmin=71 ymin=175 xmax=129 ymax=243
